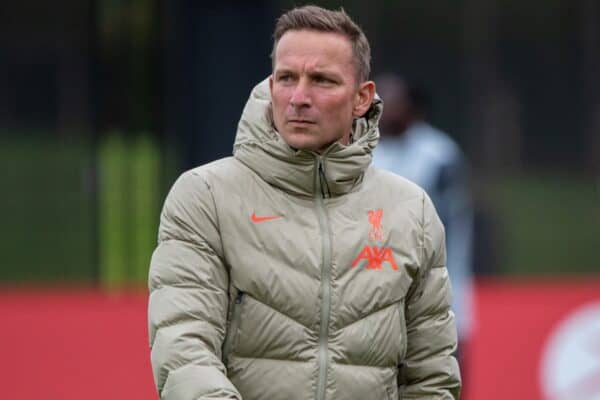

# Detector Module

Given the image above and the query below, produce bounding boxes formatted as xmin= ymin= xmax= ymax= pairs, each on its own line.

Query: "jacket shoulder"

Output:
xmin=366 ymin=166 xmax=426 ymax=202
xmin=183 ymin=156 xmax=247 ymax=185
xmin=167 ymin=157 xmax=251 ymax=197
xmin=163 ymin=157 xmax=247 ymax=219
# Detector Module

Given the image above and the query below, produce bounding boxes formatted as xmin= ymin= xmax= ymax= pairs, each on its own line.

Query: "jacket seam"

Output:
xmin=152 ymin=311 xmax=221 ymax=333
xmin=151 ymin=282 xmax=226 ymax=292
xmin=152 ymin=283 xmax=203 ymax=290
xmin=228 ymin=356 xmax=397 ymax=369
xmin=230 ymin=355 xmax=309 ymax=363
xmin=190 ymin=172 xmax=227 ymax=263
xmin=160 ymin=237 xmax=218 ymax=256
xmin=334 ymin=300 xmax=398 ymax=332
xmin=331 ymin=362 xmax=397 ymax=369
xmin=408 ymin=304 xmax=453 ymax=325
xmin=407 ymin=311 xmax=447 ymax=324
xmin=405 ymin=192 xmax=427 ymax=304
xmin=247 ymin=293 xmax=311 ymax=330
xmin=420 ymin=190 xmax=427 ymax=276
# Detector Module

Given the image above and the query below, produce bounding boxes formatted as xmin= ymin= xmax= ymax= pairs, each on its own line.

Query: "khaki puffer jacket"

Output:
xmin=148 ymin=78 xmax=460 ymax=400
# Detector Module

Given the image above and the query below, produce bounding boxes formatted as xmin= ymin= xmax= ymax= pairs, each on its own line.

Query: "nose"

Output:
xmin=289 ymin=79 xmax=311 ymax=108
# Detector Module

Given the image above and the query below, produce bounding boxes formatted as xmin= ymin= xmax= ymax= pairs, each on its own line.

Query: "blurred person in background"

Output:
xmin=148 ymin=6 xmax=460 ymax=400
xmin=373 ymin=73 xmax=474 ymax=375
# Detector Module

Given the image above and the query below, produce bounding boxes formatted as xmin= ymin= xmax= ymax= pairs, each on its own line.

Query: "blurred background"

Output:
xmin=1 ymin=0 xmax=598 ymax=399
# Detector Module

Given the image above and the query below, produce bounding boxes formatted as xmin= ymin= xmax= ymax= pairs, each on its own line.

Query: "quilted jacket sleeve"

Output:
xmin=148 ymin=171 xmax=241 ymax=400
xmin=398 ymin=191 xmax=461 ymax=399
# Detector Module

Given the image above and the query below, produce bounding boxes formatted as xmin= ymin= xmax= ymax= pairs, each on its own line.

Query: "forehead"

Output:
xmin=274 ymin=30 xmax=354 ymax=72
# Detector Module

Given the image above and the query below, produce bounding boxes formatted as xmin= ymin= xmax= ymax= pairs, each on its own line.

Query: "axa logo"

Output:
xmin=352 ymin=209 xmax=399 ymax=271
xmin=352 ymin=245 xmax=399 ymax=270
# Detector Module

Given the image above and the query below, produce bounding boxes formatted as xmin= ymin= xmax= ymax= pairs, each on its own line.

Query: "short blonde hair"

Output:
xmin=271 ymin=5 xmax=371 ymax=83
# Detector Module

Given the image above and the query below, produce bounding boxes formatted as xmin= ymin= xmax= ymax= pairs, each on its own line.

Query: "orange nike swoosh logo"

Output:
xmin=251 ymin=212 xmax=283 ymax=223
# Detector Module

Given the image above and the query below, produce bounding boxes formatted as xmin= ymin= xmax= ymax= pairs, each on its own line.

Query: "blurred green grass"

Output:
xmin=0 ymin=135 xmax=94 ymax=282
xmin=488 ymin=173 xmax=599 ymax=276
xmin=0 ymin=134 xmax=162 ymax=285
xmin=0 ymin=135 xmax=597 ymax=283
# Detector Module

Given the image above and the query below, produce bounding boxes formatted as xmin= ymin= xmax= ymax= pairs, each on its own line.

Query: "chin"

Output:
xmin=280 ymin=130 xmax=319 ymax=151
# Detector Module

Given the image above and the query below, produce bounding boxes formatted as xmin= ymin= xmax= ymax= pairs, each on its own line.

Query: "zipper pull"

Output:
xmin=235 ymin=291 xmax=244 ymax=304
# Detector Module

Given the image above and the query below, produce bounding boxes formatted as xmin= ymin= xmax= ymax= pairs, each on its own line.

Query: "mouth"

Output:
xmin=287 ymin=119 xmax=316 ymax=125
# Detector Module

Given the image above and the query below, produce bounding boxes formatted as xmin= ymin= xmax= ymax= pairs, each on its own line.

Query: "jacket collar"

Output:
xmin=233 ymin=78 xmax=383 ymax=198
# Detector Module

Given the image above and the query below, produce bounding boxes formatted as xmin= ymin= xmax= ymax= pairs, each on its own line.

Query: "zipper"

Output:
xmin=314 ymin=156 xmax=333 ymax=400
xmin=223 ymin=290 xmax=244 ymax=364
xmin=319 ymin=158 xmax=331 ymax=198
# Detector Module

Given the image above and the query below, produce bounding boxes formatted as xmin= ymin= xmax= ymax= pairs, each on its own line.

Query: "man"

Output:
xmin=148 ymin=6 xmax=460 ymax=400
xmin=373 ymin=74 xmax=474 ymax=369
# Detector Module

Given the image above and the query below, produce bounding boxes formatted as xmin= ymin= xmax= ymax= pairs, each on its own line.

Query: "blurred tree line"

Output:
xmin=0 ymin=0 xmax=598 ymax=284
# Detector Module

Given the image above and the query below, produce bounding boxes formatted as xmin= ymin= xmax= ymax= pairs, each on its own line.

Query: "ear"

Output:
xmin=353 ymin=80 xmax=376 ymax=118
xmin=269 ymin=74 xmax=274 ymax=95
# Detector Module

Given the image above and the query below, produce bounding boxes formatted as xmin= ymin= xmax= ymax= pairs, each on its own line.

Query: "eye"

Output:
xmin=313 ymin=75 xmax=336 ymax=85
xmin=277 ymin=74 xmax=293 ymax=83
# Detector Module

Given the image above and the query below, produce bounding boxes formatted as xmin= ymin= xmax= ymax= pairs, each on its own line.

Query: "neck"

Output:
xmin=315 ymin=131 xmax=352 ymax=154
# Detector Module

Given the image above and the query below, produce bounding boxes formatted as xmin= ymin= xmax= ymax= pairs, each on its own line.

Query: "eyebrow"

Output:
xmin=274 ymin=68 xmax=296 ymax=76
xmin=274 ymin=67 xmax=342 ymax=80
xmin=309 ymin=71 xmax=340 ymax=80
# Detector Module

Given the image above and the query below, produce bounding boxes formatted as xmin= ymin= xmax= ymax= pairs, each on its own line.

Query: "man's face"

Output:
xmin=270 ymin=30 xmax=365 ymax=152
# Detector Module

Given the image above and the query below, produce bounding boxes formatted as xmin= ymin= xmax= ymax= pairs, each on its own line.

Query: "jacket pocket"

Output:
xmin=398 ymin=298 xmax=408 ymax=362
xmin=223 ymin=289 xmax=245 ymax=364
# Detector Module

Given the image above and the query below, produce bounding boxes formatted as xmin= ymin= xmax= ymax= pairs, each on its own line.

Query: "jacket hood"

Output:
xmin=233 ymin=77 xmax=383 ymax=198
